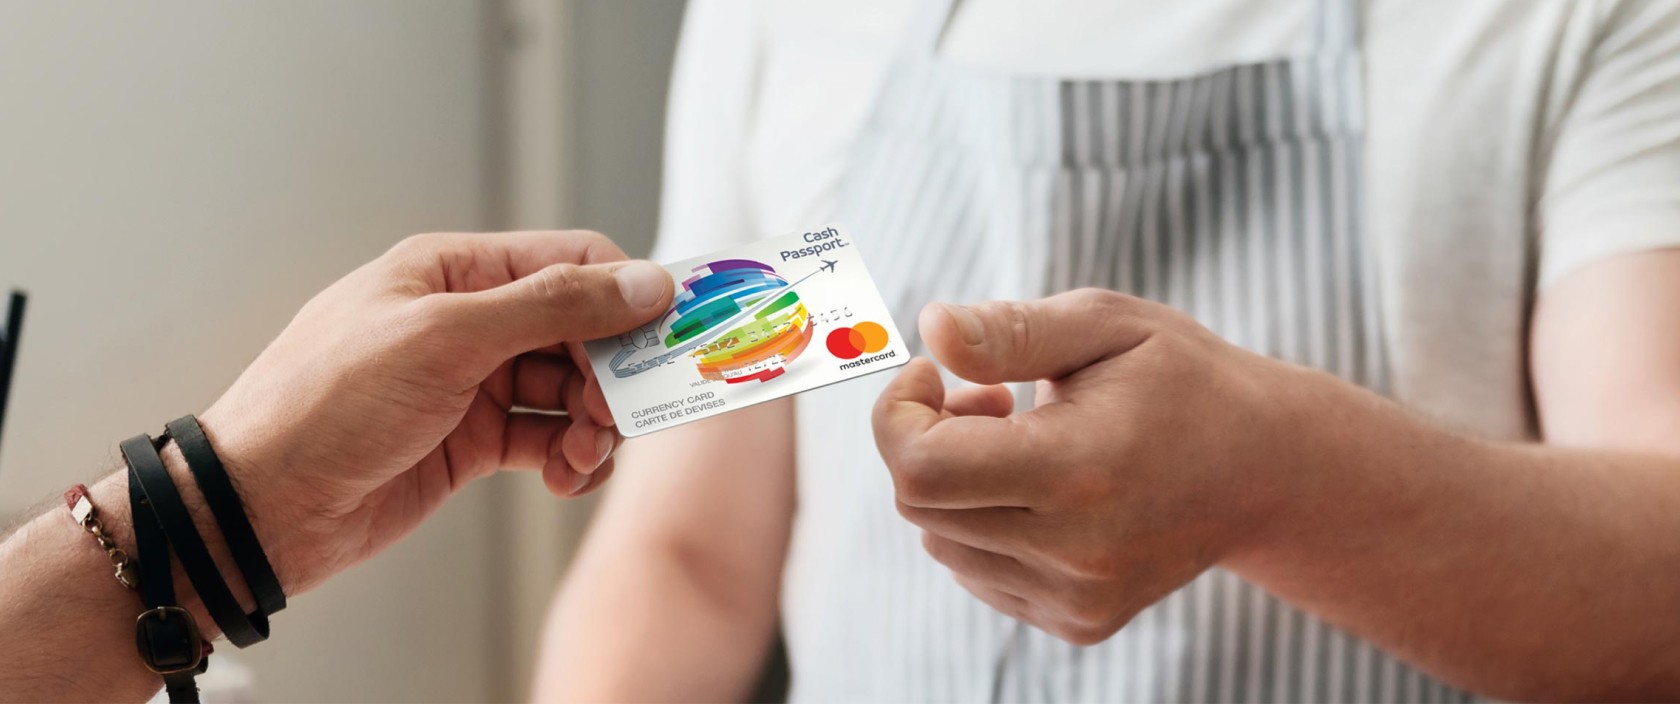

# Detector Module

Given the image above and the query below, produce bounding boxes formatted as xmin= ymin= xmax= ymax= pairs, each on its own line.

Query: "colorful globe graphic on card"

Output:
xmin=659 ymin=259 xmax=814 ymax=384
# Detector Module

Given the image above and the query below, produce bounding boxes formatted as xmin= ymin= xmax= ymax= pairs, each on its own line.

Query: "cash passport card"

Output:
xmin=585 ymin=225 xmax=909 ymax=436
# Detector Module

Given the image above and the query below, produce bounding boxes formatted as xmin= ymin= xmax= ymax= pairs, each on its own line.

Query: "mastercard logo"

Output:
xmin=826 ymin=321 xmax=890 ymax=360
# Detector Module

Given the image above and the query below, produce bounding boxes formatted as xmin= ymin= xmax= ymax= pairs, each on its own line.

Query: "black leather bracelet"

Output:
xmin=125 ymin=433 xmax=269 ymax=648
xmin=122 ymin=435 xmax=206 ymax=703
xmin=164 ymin=415 xmax=286 ymax=617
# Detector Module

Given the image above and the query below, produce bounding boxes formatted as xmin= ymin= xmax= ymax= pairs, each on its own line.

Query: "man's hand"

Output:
xmin=0 ymin=230 xmax=676 ymax=701
xmin=872 ymin=289 xmax=1311 ymax=645
xmin=198 ymin=230 xmax=673 ymax=595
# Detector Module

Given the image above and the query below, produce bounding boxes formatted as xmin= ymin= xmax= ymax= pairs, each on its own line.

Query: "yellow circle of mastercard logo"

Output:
xmin=826 ymin=321 xmax=889 ymax=360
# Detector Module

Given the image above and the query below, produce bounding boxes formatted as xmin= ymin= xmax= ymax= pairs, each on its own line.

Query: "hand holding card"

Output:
xmin=585 ymin=225 xmax=909 ymax=436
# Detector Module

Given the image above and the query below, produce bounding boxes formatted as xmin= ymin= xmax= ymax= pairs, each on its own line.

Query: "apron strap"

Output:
xmin=1314 ymin=0 xmax=1361 ymax=53
xmin=903 ymin=0 xmax=962 ymax=56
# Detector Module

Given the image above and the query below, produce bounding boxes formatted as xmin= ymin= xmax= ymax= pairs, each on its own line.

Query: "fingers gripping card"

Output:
xmin=585 ymin=225 xmax=909 ymax=436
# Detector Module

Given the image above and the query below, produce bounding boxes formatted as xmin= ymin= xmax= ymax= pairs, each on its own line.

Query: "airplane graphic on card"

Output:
xmin=585 ymin=225 xmax=908 ymax=436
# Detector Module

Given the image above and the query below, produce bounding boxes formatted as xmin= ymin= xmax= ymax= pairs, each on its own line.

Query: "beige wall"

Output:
xmin=0 ymin=0 xmax=682 ymax=700
xmin=495 ymin=0 xmax=686 ymax=697
xmin=564 ymin=0 xmax=685 ymax=256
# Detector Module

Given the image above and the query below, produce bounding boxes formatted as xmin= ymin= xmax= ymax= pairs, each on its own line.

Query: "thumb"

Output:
xmin=433 ymin=259 xmax=674 ymax=357
xmin=917 ymin=289 xmax=1153 ymax=384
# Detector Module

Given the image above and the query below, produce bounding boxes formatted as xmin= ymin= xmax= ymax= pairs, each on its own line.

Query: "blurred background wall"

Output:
xmin=0 ymin=0 xmax=684 ymax=700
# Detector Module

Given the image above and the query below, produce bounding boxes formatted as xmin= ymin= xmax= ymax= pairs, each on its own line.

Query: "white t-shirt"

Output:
xmin=659 ymin=0 xmax=1680 ymax=281
xmin=650 ymin=0 xmax=1680 ymax=699
xmin=657 ymin=1 xmax=1680 ymax=440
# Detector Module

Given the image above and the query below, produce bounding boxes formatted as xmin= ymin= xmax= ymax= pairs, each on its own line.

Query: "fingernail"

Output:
xmin=593 ymin=428 xmax=616 ymax=470
xmin=566 ymin=471 xmax=591 ymax=496
xmin=943 ymin=304 xmax=985 ymax=346
xmin=615 ymin=261 xmax=668 ymax=309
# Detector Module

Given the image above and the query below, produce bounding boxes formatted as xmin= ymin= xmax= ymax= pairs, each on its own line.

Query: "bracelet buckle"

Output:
xmin=134 ymin=606 xmax=205 ymax=675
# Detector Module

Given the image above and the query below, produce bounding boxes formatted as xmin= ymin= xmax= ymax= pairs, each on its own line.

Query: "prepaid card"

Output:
xmin=586 ymin=225 xmax=909 ymax=436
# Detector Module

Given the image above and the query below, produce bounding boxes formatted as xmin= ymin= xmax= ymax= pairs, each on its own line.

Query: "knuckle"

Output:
xmin=1065 ymin=467 xmax=1119 ymax=504
xmin=1071 ymin=288 xmax=1181 ymax=355
xmin=567 ymin=229 xmax=622 ymax=265
xmin=889 ymin=443 xmax=943 ymax=505
xmin=1062 ymin=590 xmax=1122 ymax=629
xmin=1068 ymin=287 xmax=1120 ymax=308
xmin=1067 ymin=287 xmax=1132 ymax=315
xmin=1059 ymin=548 xmax=1123 ymax=581
xmin=533 ymin=263 xmax=587 ymax=305
xmin=895 ymin=500 xmax=919 ymax=523
xmin=1052 ymin=620 xmax=1123 ymax=647
xmin=997 ymin=300 xmax=1033 ymax=356
xmin=390 ymin=232 xmax=449 ymax=258
xmin=894 ymin=468 xmax=938 ymax=506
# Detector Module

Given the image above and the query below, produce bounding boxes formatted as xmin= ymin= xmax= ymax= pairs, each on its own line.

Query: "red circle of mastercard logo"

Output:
xmin=826 ymin=322 xmax=889 ymax=360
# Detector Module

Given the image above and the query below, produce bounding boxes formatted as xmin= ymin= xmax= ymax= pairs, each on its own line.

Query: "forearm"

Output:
xmin=537 ymin=533 xmax=780 ymax=702
xmin=533 ymin=403 xmax=796 ymax=702
xmin=1228 ymin=367 xmax=1680 ymax=700
xmin=0 ymin=444 xmax=258 ymax=701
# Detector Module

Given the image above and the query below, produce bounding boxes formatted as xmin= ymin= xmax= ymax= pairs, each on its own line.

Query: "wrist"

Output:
xmin=1218 ymin=360 xmax=1468 ymax=577
xmin=193 ymin=404 xmax=321 ymax=597
xmin=1218 ymin=361 xmax=1378 ymax=570
xmin=85 ymin=419 xmax=310 ymax=643
xmin=81 ymin=465 xmax=224 ymax=641
xmin=88 ymin=443 xmax=256 ymax=643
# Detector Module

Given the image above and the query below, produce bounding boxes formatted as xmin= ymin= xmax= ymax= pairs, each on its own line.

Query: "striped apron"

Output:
xmin=785 ymin=0 xmax=1472 ymax=701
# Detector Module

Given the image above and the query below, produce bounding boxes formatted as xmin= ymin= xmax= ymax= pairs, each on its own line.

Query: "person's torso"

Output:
xmin=756 ymin=1 xmax=1594 ymax=700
